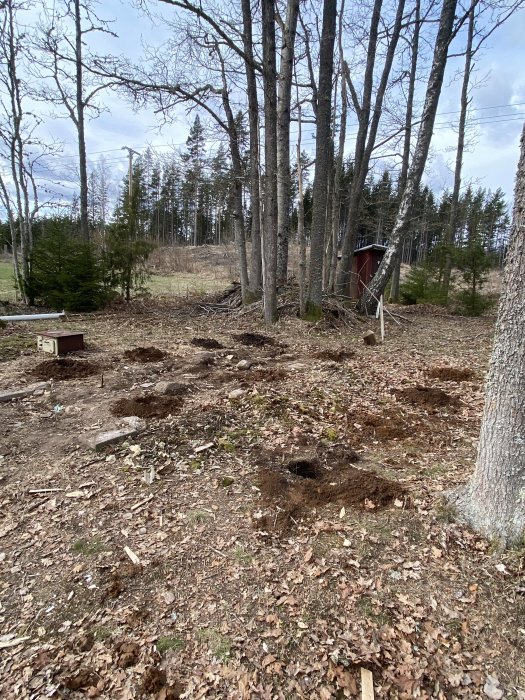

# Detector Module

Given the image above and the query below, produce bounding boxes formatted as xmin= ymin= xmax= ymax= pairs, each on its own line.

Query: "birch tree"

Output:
xmin=450 ymin=125 xmax=525 ymax=545
xmin=358 ymin=0 xmax=458 ymax=313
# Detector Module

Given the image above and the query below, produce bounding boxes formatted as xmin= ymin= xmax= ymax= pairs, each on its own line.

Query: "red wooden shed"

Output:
xmin=350 ymin=244 xmax=386 ymax=297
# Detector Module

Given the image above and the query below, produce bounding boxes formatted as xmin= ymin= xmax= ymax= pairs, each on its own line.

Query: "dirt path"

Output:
xmin=0 ymin=303 xmax=522 ymax=699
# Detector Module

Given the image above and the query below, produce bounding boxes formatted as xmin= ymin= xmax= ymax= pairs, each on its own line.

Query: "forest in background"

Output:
xmin=0 ymin=0 xmax=523 ymax=317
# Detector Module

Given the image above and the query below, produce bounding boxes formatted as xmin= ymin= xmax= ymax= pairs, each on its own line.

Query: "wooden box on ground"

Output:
xmin=350 ymin=244 xmax=387 ymax=297
xmin=37 ymin=330 xmax=84 ymax=356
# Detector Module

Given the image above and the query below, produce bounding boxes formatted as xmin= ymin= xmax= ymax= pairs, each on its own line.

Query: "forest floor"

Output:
xmin=0 ymin=290 xmax=523 ymax=700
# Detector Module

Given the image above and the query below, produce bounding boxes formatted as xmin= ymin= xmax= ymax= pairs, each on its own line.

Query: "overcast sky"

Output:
xmin=18 ymin=0 xmax=525 ymax=209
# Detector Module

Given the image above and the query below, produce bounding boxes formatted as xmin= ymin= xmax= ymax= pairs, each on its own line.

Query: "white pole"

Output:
xmin=0 ymin=312 xmax=65 ymax=322
xmin=380 ymin=294 xmax=385 ymax=342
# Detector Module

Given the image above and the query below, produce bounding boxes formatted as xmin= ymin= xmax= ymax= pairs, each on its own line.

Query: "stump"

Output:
xmin=363 ymin=330 xmax=377 ymax=346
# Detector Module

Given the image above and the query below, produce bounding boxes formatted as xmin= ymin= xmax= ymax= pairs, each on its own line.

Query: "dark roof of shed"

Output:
xmin=353 ymin=244 xmax=387 ymax=254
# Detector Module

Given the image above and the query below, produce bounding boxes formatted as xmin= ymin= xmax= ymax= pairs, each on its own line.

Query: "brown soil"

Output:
xmin=63 ymin=668 xmax=100 ymax=690
xmin=31 ymin=357 xmax=100 ymax=381
xmin=111 ymin=394 xmax=184 ymax=419
xmin=351 ymin=410 xmax=410 ymax=441
xmin=141 ymin=666 xmax=167 ymax=693
xmin=393 ymin=386 xmax=457 ymax=408
xmin=123 ymin=346 xmax=167 ymax=362
xmin=427 ymin=366 xmax=475 ymax=382
xmin=190 ymin=337 xmax=224 ymax=349
xmin=115 ymin=640 xmax=140 ymax=669
xmin=313 ymin=349 xmax=355 ymax=362
xmin=232 ymin=331 xmax=276 ymax=347
xmin=257 ymin=460 xmax=405 ymax=530
xmin=249 ymin=368 xmax=288 ymax=382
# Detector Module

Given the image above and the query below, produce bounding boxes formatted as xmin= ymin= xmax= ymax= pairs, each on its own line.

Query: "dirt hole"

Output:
xmin=31 ymin=358 xmax=99 ymax=381
xmin=314 ymin=349 xmax=355 ymax=362
xmin=287 ymin=457 xmax=322 ymax=479
xmin=232 ymin=332 xmax=276 ymax=347
xmin=426 ymin=366 xmax=475 ymax=382
xmin=111 ymin=393 xmax=183 ymax=418
xmin=393 ymin=386 xmax=457 ymax=407
xmin=123 ymin=346 xmax=167 ymax=362
xmin=190 ymin=337 xmax=224 ymax=349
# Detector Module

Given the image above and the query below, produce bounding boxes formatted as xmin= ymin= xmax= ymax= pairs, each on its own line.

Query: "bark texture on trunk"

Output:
xmin=241 ymin=0 xmax=263 ymax=296
xmin=75 ymin=0 xmax=89 ymax=241
xmin=441 ymin=0 xmax=475 ymax=301
xmin=276 ymin=0 xmax=300 ymax=287
xmin=390 ymin=0 xmax=420 ymax=303
xmin=357 ymin=0 xmax=458 ymax=314
xmin=306 ymin=0 xmax=337 ymax=316
xmin=451 ymin=126 xmax=525 ymax=545
xmin=262 ymin=0 xmax=279 ymax=324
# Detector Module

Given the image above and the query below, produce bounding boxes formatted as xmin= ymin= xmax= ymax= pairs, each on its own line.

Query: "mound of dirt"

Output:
xmin=190 ymin=337 xmax=224 ymax=349
xmin=123 ymin=346 xmax=167 ymax=362
xmin=351 ymin=410 xmax=410 ymax=441
xmin=393 ymin=386 xmax=457 ymax=408
xmin=31 ymin=358 xmax=99 ymax=381
xmin=427 ymin=367 xmax=474 ymax=382
xmin=314 ymin=349 xmax=355 ymax=362
xmin=232 ymin=332 xmax=276 ymax=347
xmin=256 ymin=460 xmax=405 ymax=531
xmin=111 ymin=393 xmax=183 ymax=418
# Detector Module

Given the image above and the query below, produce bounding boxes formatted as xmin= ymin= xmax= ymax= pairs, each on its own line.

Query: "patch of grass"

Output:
xmin=72 ymin=537 xmax=105 ymax=556
xmin=147 ymin=273 xmax=229 ymax=297
xmin=232 ymin=546 xmax=252 ymax=564
xmin=356 ymin=596 xmax=391 ymax=626
xmin=218 ymin=437 xmax=236 ymax=453
xmin=0 ymin=261 xmax=17 ymax=302
xmin=197 ymin=628 xmax=231 ymax=660
xmin=94 ymin=626 xmax=115 ymax=641
xmin=0 ymin=333 xmax=35 ymax=361
xmin=187 ymin=510 xmax=213 ymax=525
xmin=323 ymin=427 xmax=339 ymax=442
xmin=156 ymin=635 xmax=184 ymax=653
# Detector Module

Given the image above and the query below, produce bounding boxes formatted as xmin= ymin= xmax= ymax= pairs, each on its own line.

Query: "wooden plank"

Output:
xmin=360 ymin=667 xmax=374 ymax=700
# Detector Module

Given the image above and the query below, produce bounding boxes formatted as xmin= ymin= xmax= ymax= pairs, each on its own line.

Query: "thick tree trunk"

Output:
xmin=390 ymin=0 xmax=420 ymax=303
xmin=441 ymin=0 xmax=475 ymax=302
xmin=450 ymin=126 xmax=525 ymax=545
xmin=306 ymin=0 xmax=337 ymax=317
xmin=75 ymin=0 xmax=89 ymax=241
xmin=241 ymin=0 xmax=263 ymax=297
xmin=276 ymin=0 xmax=300 ymax=287
xmin=357 ymin=0 xmax=458 ymax=314
xmin=262 ymin=0 xmax=279 ymax=324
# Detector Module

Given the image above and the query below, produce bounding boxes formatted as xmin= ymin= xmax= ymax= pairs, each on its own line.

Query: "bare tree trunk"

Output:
xmin=241 ymin=0 xmax=263 ymax=297
xmin=335 ymin=0 xmax=406 ymax=295
xmin=358 ymin=0 xmax=458 ymax=314
xmin=276 ymin=0 xmax=300 ymax=287
xmin=218 ymin=52 xmax=250 ymax=302
xmin=296 ymin=105 xmax=307 ymax=317
xmin=450 ymin=126 xmax=525 ymax=545
xmin=441 ymin=0 xmax=475 ymax=302
xmin=262 ymin=0 xmax=279 ymax=324
xmin=74 ymin=0 xmax=90 ymax=240
xmin=390 ymin=0 xmax=420 ymax=303
xmin=306 ymin=0 xmax=337 ymax=317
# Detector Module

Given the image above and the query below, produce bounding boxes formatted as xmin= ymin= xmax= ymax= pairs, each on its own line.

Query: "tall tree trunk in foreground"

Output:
xmin=389 ymin=0 xmax=420 ymax=303
xmin=440 ymin=0 xmax=475 ymax=302
xmin=241 ymin=0 xmax=263 ymax=297
xmin=357 ymin=0 xmax=458 ymax=313
xmin=305 ymin=0 xmax=337 ymax=317
xmin=450 ymin=125 xmax=525 ymax=545
xmin=262 ymin=0 xmax=279 ymax=323
xmin=276 ymin=0 xmax=300 ymax=287
xmin=74 ymin=0 xmax=89 ymax=240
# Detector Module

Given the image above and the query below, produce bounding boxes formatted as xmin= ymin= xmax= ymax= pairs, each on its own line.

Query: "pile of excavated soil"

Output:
xmin=313 ymin=349 xmax=355 ymax=362
xmin=232 ymin=332 xmax=276 ymax=347
xmin=426 ymin=366 xmax=475 ymax=382
xmin=393 ymin=386 xmax=457 ymax=408
xmin=111 ymin=393 xmax=183 ymax=419
xmin=31 ymin=358 xmax=100 ymax=381
xmin=256 ymin=459 xmax=404 ymax=531
xmin=351 ymin=410 xmax=410 ymax=441
xmin=190 ymin=337 xmax=224 ymax=349
xmin=123 ymin=347 xmax=167 ymax=363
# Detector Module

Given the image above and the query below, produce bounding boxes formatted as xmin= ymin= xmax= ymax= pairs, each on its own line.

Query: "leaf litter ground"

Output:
xmin=0 ymin=298 xmax=523 ymax=699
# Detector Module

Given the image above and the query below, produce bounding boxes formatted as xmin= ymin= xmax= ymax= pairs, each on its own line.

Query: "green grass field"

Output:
xmin=0 ymin=261 xmax=18 ymax=303
xmin=0 ymin=260 xmax=228 ymax=304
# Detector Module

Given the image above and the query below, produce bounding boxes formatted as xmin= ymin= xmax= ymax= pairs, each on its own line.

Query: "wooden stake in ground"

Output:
xmin=360 ymin=667 xmax=374 ymax=699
